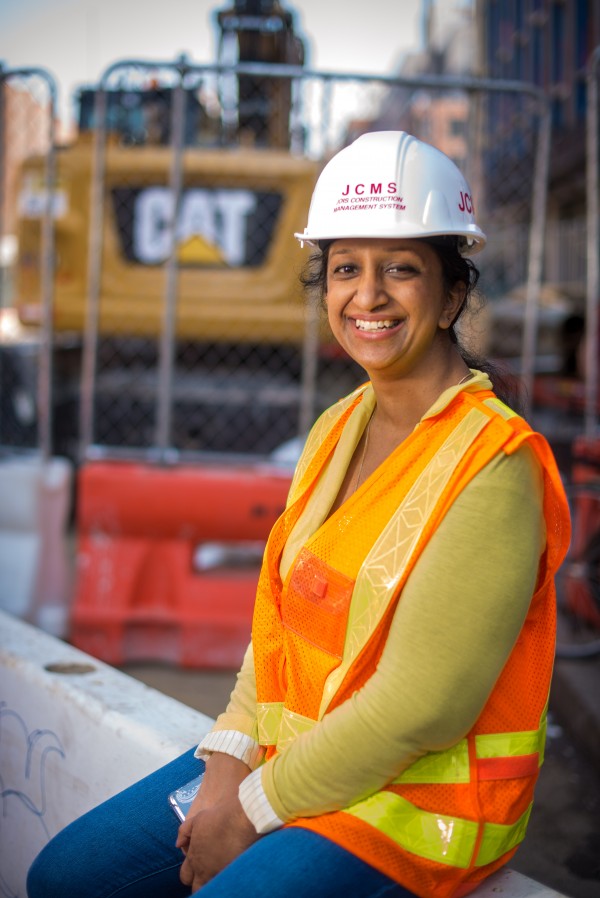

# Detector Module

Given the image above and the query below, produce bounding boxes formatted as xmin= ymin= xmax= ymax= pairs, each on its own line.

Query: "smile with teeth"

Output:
xmin=354 ymin=318 xmax=401 ymax=331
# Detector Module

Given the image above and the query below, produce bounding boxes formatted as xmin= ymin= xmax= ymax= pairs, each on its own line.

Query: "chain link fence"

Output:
xmin=1 ymin=59 xmax=553 ymax=463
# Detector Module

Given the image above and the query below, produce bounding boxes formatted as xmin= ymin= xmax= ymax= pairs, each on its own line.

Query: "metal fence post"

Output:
xmin=520 ymin=96 xmax=552 ymax=419
xmin=79 ymin=85 xmax=108 ymax=458
xmin=155 ymin=73 xmax=187 ymax=461
xmin=0 ymin=64 xmax=6 ymax=269
xmin=0 ymin=67 xmax=58 ymax=460
xmin=35 ymin=69 xmax=58 ymax=463
xmin=585 ymin=46 xmax=600 ymax=438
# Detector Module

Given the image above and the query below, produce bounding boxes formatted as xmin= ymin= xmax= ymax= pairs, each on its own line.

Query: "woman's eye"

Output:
xmin=388 ymin=264 xmax=417 ymax=274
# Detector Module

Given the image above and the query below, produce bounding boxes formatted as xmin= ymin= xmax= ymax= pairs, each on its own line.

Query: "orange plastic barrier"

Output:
xmin=69 ymin=460 xmax=292 ymax=668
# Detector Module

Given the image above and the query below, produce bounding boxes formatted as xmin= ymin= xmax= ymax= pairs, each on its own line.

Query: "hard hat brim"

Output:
xmin=294 ymin=228 xmax=487 ymax=257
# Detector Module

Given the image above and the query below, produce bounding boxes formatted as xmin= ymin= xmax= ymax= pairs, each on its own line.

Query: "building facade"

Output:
xmin=477 ymin=0 xmax=600 ymax=219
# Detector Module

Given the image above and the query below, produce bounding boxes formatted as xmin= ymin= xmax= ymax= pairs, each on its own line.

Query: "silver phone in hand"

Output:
xmin=168 ymin=773 xmax=204 ymax=822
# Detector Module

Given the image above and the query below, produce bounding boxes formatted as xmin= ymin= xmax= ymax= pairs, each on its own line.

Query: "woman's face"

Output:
xmin=325 ymin=238 xmax=464 ymax=380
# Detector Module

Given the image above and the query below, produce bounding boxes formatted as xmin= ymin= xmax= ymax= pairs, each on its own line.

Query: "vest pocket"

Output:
xmin=282 ymin=547 xmax=355 ymax=658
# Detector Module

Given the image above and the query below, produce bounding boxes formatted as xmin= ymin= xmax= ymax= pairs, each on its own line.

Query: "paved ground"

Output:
xmin=123 ymin=647 xmax=600 ymax=898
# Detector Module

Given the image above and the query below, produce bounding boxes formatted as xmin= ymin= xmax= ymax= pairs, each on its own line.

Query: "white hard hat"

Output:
xmin=295 ymin=131 xmax=486 ymax=256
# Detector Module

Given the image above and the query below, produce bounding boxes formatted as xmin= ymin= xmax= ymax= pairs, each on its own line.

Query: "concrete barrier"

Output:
xmin=0 ymin=610 xmax=566 ymax=897
xmin=0 ymin=610 xmax=213 ymax=896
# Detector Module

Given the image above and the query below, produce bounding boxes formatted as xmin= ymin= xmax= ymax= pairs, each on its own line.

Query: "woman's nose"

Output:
xmin=354 ymin=271 xmax=386 ymax=309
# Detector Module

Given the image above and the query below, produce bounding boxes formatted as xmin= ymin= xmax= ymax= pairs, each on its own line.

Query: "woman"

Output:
xmin=27 ymin=131 xmax=570 ymax=898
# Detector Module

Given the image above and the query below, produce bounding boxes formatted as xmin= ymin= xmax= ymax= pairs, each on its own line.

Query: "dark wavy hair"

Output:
xmin=299 ymin=237 xmax=523 ymax=413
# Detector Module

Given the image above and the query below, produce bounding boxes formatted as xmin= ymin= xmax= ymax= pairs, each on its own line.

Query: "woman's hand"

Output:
xmin=176 ymin=752 xmax=258 ymax=888
xmin=178 ymin=792 xmax=260 ymax=891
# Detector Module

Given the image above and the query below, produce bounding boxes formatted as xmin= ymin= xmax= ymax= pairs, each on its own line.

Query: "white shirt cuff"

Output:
xmin=195 ymin=730 xmax=265 ymax=770
xmin=238 ymin=767 xmax=285 ymax=834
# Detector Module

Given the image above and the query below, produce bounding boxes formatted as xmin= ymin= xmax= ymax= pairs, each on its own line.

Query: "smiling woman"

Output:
xmin=324 ymin=239 xmax=463 ymax=379
xmin=26 ymin=132 xmax=571 ymax=898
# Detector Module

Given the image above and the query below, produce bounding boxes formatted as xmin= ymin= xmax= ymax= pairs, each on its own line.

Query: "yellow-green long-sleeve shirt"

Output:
xmin=197 ymin=373 xmax=546 ymax=830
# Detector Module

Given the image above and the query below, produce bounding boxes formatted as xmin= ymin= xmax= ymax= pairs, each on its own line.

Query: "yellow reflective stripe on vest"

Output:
xmin=475 ymin=727 xmax=545 ymax=763
xmin=257 ymin=702 xmax=545 ymax=777
xmin=394 ymin=741 xmax=470 ymax=784
xmin=277 ymin=707 xmax=316 ymax=751
xmin=476 ymin=805 xmax=533 ymax=867
xmin=256 ymin=701 xmax=316 ymax=751
xmin=256 ymin=702 xmax=284 ymax=745
xmin=394 ymin=725 xmax=545 ymax=785
xmin=345 ymin=792 xmax=532 ymax=868
xmin=483 ymin=396 xmax=520 ymax=420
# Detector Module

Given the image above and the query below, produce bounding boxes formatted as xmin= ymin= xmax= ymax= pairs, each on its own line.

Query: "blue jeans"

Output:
xmin=27 ymin=748 xmax=413 ymax=898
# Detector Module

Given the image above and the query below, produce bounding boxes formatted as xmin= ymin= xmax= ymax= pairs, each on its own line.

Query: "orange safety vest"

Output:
xmin=251 ymin=384 xmax=571 ymax=898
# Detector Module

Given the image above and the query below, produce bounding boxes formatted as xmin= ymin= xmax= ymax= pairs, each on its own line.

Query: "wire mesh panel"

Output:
xmin=4 ymin=60 xmax=550 ymax=463
xmin=0 ymin=68 xmax=57 ymax=457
